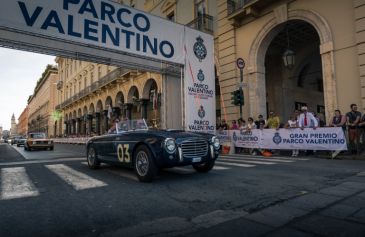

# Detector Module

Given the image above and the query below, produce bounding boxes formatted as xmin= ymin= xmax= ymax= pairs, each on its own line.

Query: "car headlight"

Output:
xmin=164 ymin=138 xmax=176 ymax=154
xmin=211 ymin=136 xmax=220 ymax=149
xmin=33 ymin=141 xmax=36 ymax=145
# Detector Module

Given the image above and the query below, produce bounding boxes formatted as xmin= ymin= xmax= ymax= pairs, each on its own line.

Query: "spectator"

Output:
xmin=218 ymin=119 xmax=229 ymax=130
xmin=298 ymin=106 xmax=318 ymax=129
xmin=329 ymin=109 xmax=346 ymax=131
xmin=294 ymin=109 xmax=301 ymax=120
xmin=255 ymin=114 xmax=266 ymax=130
xmin=266 ymin=111 xmax=280 ymax=129
xmin=285 ymin=114 xmax=299 ymax=157
xmin=298 ymin=106 xmax=318 ymax=155
xmin=247 ymin=117 xmax=257 ymax=130
xmin=231 ymin=120 xmax=239 ymax=130
xmin=346 ymin=104 xmax=361 ymax=154
xmin=238 ymin=118 xmax=247 ymax=130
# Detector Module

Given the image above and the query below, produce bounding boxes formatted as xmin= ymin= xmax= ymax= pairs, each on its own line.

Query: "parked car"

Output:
xmin=24 ymin=133 xmax=54 ymax=151
xmin=16 ymin=136 xmax=27 ymax=147
xmin=11 ymin=136 xmax=18 ymax=145
xmin=86 ymin=119 xmax=220 ymax=182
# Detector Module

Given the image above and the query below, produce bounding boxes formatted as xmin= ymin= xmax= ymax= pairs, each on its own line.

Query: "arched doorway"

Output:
xmin=127 ymin=86 xmax=140 ymax=120
xmin=83 ymin=106 xmax=88 ymax=135
xmin=142 ymin=79 xmax=160 ymax=128
xmin=247 ymin=10 xmax=336 ymax=122
xmin=115 ymin=91 xmax=125 ymax=119
xmin=89 ymin=103 xmax=95 ymax=135
xmin=265 ymin=20 xmax=324 ymax=122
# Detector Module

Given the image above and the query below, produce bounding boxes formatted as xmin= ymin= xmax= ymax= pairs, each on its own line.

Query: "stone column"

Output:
xmin=83 ymin=115 xmax=87 ymax=135
xmin=87 ymin=114 xmax=93 ymax=135
xmin=64 ymin=121 xmax=68 ymax=136
xmin=72 ymin=119 xmax=77 ymax=135
xmin=320 ymin=42 xmax=337 ymax=124
xmin=95 ymin=112 xmax=101 ymax=135
xmin=140 ymin=99 xmax=149 ymax=119
xmin=77 ymin=118 xmax=81 ymax=135
xmin=124 ymin=103 xmax=133 ymax=120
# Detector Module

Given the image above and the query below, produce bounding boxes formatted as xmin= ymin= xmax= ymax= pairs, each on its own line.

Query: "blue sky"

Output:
xmin=0 ymin=48 xmax=55 ymax=130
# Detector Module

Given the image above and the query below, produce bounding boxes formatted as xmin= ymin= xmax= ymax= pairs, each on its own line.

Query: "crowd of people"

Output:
xmin=216 ymin=104 xmax=365 ymax=156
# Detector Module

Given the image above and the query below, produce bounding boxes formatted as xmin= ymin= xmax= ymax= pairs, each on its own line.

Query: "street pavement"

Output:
xmin=0 ymin=143 xmax=364 ymax=237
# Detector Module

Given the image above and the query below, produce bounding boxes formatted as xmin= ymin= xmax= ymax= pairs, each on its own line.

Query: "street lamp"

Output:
xmin=282 ymin=26 xmax=295 ymax=68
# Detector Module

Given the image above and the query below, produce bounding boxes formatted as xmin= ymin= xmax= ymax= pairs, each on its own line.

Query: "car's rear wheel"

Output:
xmin=134 ymin=145 xmax=157 ymax=182
xmin=192 ymin=160 xmax=215 ymax=173
xmin=87 ymin=146 xmax=100 ymax=169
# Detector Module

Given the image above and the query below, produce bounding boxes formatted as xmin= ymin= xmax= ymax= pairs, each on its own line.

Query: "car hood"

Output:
xmin=132 ymin=130 xmax=214 ymax=139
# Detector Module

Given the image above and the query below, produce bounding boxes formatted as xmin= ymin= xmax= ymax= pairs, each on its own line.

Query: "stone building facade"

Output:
xmin=55 ymin=0 xmax=364 ymax=132
xmin=10 ymin=114 xmax=17 ymax=136
xmin=28 ymin=65 xmax=59 ymax=137
xmin=56 ymin=0 xmax=218 ymax=136
xmin=217 ymin=0 xmax=365 ymax=123
xmin=17 ymin=107 xmax=29 ymax=136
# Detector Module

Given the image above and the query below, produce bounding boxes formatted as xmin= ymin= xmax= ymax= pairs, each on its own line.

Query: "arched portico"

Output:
xmin=247 ymin=9 xmax=335 ymax=122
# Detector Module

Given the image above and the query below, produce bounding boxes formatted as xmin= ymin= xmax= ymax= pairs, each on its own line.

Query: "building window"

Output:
xmin=195 ymin=0 xmax=206 ymax=18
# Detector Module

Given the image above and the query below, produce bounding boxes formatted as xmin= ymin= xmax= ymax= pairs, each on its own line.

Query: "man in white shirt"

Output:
xmin=298 ymin=106 xmax=318 ymax=129
xmin=298 ymin=106 xmax=318 ymax=156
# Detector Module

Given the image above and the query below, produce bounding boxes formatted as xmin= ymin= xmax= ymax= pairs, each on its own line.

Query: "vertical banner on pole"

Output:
xmin=184 ymin=27 xmax=215 ymax=133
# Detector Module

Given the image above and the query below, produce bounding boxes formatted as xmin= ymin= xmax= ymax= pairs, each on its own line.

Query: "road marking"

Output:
xmin=1 ymin=167 xmax=39 ymax=200
xmin=45 ymin=164 xmax=107 ymax=190
xmin=216 ymin=161 xmax=255 ymax=168
xmin=213 ymin=166 xmax=230 ymax=170
xmin=220 ymin=155 xmax=308 ymax=161
xmin=219 ymin=155 xmax=294 ymax=163
xmin=219 ymin=158 xmax=276 ymax=165
xmin=0 ymin=158 xmax=85 ymax=166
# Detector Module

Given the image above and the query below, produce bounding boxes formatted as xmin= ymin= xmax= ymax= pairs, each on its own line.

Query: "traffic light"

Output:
xmin=231 ymin=89 xmax=244 ymax=106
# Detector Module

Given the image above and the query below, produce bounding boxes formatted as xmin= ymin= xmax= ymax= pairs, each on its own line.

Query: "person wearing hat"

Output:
xmin=298 ymin=106 xmax=318 ymax=129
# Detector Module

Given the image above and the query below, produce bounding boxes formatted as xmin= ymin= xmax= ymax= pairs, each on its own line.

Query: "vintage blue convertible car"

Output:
xmin=86 ymin=119 xmax=220 ymax=182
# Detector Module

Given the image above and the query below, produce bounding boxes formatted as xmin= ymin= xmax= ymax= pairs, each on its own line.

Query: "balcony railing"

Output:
xmin=187 ymin=14 xmax=214 ymax=34
xmin=56 ymin=68 xmax=131 ymax=110
xmin=227 ymin=0 xmax=253 ymax=15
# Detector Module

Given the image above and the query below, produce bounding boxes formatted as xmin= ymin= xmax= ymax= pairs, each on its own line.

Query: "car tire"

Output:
xmin=17 ymin=144 xmax=20 ymax=147
xmin=134 ymin=145 xmax=157 ymax=182
xmin=87 ymin=146 xmax=100 ymax=169
xmin=50 ymin=147 xmax=54 ymax=151
xmin=192 ymin=160 xmax=215 ymax=173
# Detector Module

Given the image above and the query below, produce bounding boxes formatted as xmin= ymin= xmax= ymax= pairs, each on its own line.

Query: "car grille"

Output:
xmin=181 ymin=139 xmax=208 ymax=158
xmin=35 ymin=141 xmax=49 ymax=144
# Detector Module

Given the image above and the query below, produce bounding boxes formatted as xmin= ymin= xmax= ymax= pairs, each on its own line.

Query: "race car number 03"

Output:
xmin=117 ymin=144 xmax=131 ymax=163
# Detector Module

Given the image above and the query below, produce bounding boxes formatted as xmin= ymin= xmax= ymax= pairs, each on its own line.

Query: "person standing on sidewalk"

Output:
xmin=285 ymin=114 xmax=299 ymax=157
xmin=298 ymin=106 xmax=318 ymax=155
xmin=346 ymin=104 xmax=361 ymax=154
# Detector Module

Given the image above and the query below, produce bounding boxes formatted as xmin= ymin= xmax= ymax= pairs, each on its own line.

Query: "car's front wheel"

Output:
xmin=192 ymin=160 xmax=215 ymax=173
xmin=87 ymin=146 xmax=100 ymax=169
xmin=134 ymin=145 xmax=157 ymax=182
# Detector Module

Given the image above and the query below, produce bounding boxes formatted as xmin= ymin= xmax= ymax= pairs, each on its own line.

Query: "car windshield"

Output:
xmin=116 ymin=119 xmax=148 ymax=133
xmin=29 ymin=133 xmax=46 ymax=139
